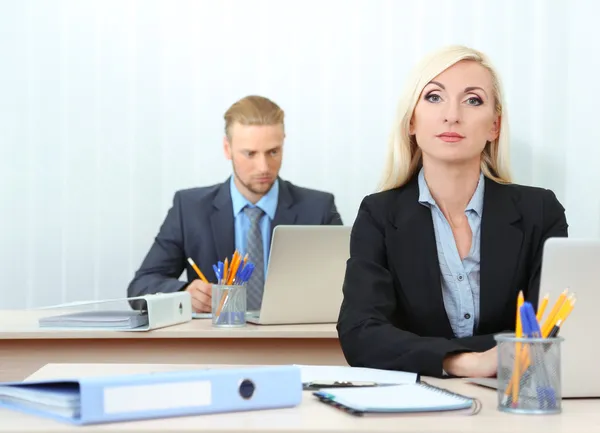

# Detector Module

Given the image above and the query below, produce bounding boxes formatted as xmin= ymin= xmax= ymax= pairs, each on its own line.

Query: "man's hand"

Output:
xmin=442 ymin=347 xmax=498 ymax=378
xmin=185 ymin=280 xmax=212 ymax=312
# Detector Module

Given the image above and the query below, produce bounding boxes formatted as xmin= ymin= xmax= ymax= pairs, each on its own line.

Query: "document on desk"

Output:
xmin=296 ymin=365 xmax=418 ymax=388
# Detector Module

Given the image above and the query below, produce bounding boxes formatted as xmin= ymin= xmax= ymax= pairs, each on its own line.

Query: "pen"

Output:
xmin=213 ymin=264 xmax=220 ymax=282
xmin=520 ymin=302 xmax=556 ymax=409
xmin=303 ymin=381 xmax=395 ymax=390
xmin=519 ymin=294 xmax=576 ymax=381
xmin=213 ymin=251 xmax=256 ymax=322
xmin=547 ymin=297 xmax=576 ymax=338
xmin=215 ymin=252 xmax=239 ymax=320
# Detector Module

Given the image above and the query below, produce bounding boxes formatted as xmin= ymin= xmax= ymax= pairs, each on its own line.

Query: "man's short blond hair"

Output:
xmin=223 ymin=95 xmax=285 ymax=140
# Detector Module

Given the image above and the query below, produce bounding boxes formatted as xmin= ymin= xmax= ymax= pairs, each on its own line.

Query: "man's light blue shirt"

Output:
xmin=230 ymin=176 xmax=278 ymax=277
xmin=417 ymin=168 xmax=484 ymax=339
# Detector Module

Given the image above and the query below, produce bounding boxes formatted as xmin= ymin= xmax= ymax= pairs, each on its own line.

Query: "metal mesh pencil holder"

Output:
xmin=495 ymin=333 xmax=563 ymax=414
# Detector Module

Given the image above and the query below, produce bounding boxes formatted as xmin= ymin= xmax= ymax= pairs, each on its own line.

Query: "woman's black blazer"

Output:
xmin=336 ymin=174 xmax=568 ymax=377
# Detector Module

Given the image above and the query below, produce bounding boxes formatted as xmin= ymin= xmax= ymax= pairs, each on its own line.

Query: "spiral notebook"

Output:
xmin=313 ymin=381 xmax=481 ymax=416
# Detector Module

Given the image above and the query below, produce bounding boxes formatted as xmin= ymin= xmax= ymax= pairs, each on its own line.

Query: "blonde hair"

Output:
xmin=378 ymin=45 xmax=512 ymax=191
xmin=223 ymin=95 xmax=285 ymax=140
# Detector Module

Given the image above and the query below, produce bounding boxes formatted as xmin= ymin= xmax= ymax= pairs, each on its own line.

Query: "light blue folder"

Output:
xmin=0 ymin=366 xmax=302 ymax=424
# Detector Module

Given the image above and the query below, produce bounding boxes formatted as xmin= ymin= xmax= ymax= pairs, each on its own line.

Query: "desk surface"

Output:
xmin=0 ymin=310 xmax=338 ymax=339
xmin=2 ymin=363 xmax=600 ymax=433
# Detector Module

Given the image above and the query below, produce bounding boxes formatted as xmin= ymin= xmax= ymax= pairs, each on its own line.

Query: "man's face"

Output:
xmin=223 ymin=122 xmax=284 ymax=201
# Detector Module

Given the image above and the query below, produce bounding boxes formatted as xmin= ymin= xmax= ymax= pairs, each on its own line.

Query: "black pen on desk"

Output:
xmin=303 ymin=381 xmax=396 ymax=390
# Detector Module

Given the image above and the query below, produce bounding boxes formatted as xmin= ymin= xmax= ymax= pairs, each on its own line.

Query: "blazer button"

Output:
xmin=457 ymin=274 xmax=464 ymax=281
xmin=464 ymin=313 xmax=471 ymax=319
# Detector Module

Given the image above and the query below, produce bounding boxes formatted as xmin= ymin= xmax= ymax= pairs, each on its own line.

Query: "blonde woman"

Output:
xmin=336 ymin=46 xmax=568 ymax=378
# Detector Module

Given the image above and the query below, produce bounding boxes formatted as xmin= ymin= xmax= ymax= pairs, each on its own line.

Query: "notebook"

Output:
xmin=313 ymin=381 xmax=481 ymax=416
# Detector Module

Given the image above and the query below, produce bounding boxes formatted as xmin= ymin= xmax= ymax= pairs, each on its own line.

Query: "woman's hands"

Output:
xmin=442 ymin=347 xmax=498 ymax=377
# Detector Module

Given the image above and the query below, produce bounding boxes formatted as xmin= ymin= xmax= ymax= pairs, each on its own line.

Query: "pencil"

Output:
xmin=541 ymin=289 xmax=568 ymax=337
xmin=222 ymin=258 xmax=229 ymax=285
xmin=547 ymin=297 xmax=576 ymax=337
xmin=559 ymin=297 xmax=576 ymax=323
xmin=227 ymin=252 xmax=242 ymax=285
xmin=187 ymin=258 xmax=209 ymax=283
xmin=536 ymin=294 xmax=549 ymax=322
xmin=510 ymin=291 xmax=525 ymax=406
xmin=545 ymin=295 xmax=576 ymax=337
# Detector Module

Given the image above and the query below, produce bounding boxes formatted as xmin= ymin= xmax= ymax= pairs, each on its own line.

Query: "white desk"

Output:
xmin=0 ymin=310 xmax=345 ymax=381
xmin=2 ymin=363 xmax=600 ymax=433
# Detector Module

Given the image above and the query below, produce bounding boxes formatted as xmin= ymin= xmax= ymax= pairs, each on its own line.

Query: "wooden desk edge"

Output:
xmin=0 ymin=330 xmax=339 ymax=340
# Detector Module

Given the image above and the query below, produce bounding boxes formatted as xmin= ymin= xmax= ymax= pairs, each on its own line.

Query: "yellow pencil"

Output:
xmin=186 ymin=258 xmax=209 ymax=283
xmin=544 ymin=295 xmax=575 ymax=336
xmin=222 ymin=258 xmax=229 ymax=285
xmin=510 ymin=291 xmax=525 ymax=405
xmin=536 ymin=294 xmax=549 ymax=322
xmin=547 ymin=297 xmax=576 ymax=337
xmin=227 ymin=252 xmax=242 ymax=285
xmin=558 ymin=297 xmax=576 ymax=324
xmin=541 ymin=289 xmax=569 ymax=337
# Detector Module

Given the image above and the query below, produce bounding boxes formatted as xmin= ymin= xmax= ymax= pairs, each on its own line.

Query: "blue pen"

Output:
xmin=237 ymin=265 xmax=249 ymax=284
xmin=234 ymin=261 xmax=246 ymax=284
xmin=218 ymin=261 xmax=224 ymax=284
xmin=520 ymin=303 xmax=538 ymax=337
xmin=213 ymin=264 xmax=220 ymax=283
xmin=520 ymin=303 xmax=556 ymax=410
xmin=242 ymin=263 xmax=255 ymax=283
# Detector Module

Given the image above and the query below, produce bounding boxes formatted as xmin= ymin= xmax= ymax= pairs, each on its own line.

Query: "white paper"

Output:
xmin=322 ymin=384 xmax=470 ymax=411
xmin=104 ymin=380 xmax=211 ymax=414
xmin=296 ymin=365 xmax=417 ymax=384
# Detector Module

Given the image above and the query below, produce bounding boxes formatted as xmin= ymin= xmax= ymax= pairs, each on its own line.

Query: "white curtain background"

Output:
xmin=1 ymin=0 xmax=599 ymax=308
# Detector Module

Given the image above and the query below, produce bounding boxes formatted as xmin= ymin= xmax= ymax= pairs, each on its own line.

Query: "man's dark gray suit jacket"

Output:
xmin=127 ymin=177 xmax=343 ymax=297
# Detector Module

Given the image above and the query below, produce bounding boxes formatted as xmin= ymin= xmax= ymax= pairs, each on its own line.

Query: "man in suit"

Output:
xmin=127 ymin=95 xmax=343 ymax=312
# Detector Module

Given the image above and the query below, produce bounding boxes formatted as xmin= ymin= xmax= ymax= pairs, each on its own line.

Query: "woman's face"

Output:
xmin=410 ymin=60 xmax=500 ymax=166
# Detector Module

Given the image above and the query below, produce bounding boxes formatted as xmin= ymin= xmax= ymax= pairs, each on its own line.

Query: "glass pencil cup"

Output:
xmin=211 ymin=284 xmax=246 ymax=328
xmin=495 ymin=333 xmax=564 ymax=414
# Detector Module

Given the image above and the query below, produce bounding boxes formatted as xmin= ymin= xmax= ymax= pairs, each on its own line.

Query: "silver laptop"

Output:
xmin=246 ymin=225 xmax=351 ymax=325
xmin=469 ymin=237 xmax=600 ymax=398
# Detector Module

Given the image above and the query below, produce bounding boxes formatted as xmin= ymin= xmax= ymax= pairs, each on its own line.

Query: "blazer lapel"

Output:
xmin=210 ymin=180 xmax=235 ymax=261
xmin=271 ymin=179 xmax=298 ymax=235
xmin=388 ymin=177 xmax=455 ymax=339
xmin=479 ymin=178 xmax=523 ymax=333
